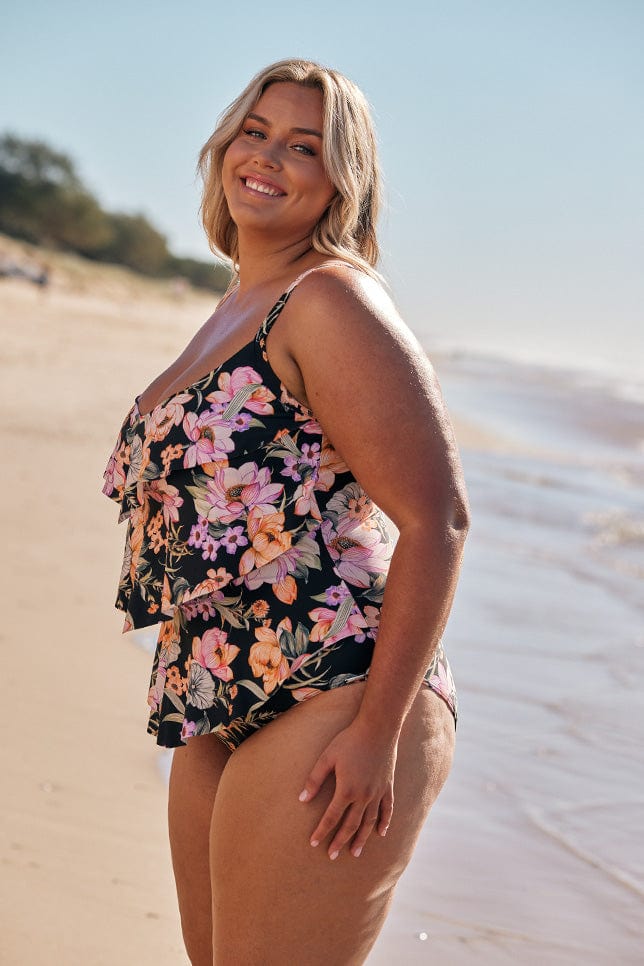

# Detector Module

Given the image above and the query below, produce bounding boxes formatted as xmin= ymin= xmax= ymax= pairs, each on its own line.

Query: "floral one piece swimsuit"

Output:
xmin=103 ymin=261 xmax=458 ymax=751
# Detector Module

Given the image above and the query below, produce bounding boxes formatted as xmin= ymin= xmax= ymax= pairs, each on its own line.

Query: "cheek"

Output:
xmin=223 ymin=138 xmax=248 ymax=178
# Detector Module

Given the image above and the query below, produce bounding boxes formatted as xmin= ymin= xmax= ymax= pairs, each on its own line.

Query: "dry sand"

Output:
xmin=0 ymin=237 xmax=495 ymax=965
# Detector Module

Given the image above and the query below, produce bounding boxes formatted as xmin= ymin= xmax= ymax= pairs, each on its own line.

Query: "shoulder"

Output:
xmin=284 ymin=262 xmax=422 ymax=359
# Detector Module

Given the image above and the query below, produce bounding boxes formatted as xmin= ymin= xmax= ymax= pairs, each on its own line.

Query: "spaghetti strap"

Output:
xmin=260 ymin=260 xmax=363 ymax=341
xmin=284 ymin=258 xmax=361 ymax=296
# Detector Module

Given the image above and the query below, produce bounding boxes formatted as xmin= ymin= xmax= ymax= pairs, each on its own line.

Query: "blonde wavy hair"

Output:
xmin=197 ymin=59 xmax=384 ymax=281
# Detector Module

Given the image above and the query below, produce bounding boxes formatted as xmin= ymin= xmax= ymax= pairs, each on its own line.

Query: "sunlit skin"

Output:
xmin=152 ymin=78 xmax=468 ymax=966
xmin=222 ymin=82 xmax=337 ymax=265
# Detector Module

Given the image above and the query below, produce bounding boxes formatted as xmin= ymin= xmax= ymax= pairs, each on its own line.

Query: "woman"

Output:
xmin=103 ymin=59 xmax=469 ymax=966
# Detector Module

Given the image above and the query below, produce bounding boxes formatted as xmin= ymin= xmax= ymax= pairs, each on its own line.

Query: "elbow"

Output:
xmin=449 ymin=494 xmax=471 ymax=534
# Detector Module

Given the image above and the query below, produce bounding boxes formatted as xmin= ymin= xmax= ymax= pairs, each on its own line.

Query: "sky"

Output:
xmin=2 ymin=0 xmax=643 ymax=379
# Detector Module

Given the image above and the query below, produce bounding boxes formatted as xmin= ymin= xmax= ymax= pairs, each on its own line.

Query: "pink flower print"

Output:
xmin=207 ymin=366 xmax=275 ymax=416
xmin=281 ymin=455 xmax=302 ymax=481
xmin=363 ymin=604 xmax=381 ymax=631
xmin=294 ymin=478 xmax=321 ymax=519
xmin=308 ymin=605 xmax=368 ymax=646
xmin=321 ymin=517 xmax=389 ymax=588
xmin=221 ymin=525 xmax=248 ymax=554
xmin=182 ymin=410 xmax=234 ymax=468
xmin=200 ymin=533 xmax=220 ymax=562
xmin=144 ymin=392 xmax=193 ymax=442
xmin=180 ymin=720 xmax=196 ymax=742
xmin=324 ymin=584 xmax=351 ymax=606
xmin=429 ymin=660 xmax=455 ymax=703
xmin=192 ymin=628 xmax=240 ymax=681
xmin=229 ymin=412 xmax=252 ymax=431
xmin=205 ymin=462 xmax=284 ymax=524
xmin=188 ymin=516 xmax=209 ymax=549
xmin=316 ymin=443 xmax=349 ymax=492
xmin=300 ymin=442 xmax=320 ymax=466
xmin=195 ymin=597 xmax=218 ymax=620
xmin=102 ymin=452 xmax=126 ymax=498
xmin=147 ymin=665 xmax=167 ymax=711
xmin=146 ymin=479 xmax=184 ymax=526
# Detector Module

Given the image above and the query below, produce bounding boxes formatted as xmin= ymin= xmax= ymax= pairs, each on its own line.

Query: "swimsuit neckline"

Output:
xmin=135 ymin=259 xmax=356 ymax=420
xmin=134 ymin=328 xmax=266 ymax=421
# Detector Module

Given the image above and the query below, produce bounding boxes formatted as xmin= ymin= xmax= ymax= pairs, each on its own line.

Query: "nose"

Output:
xmin=252 ymin=141 xmax=282 ymax=170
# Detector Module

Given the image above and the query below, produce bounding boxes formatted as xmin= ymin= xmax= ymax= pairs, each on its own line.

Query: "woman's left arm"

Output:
xmin=287 ymin=267 xmax=470 ymax=859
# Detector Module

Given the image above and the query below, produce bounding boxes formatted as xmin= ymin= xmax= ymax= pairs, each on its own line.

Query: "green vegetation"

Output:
xmin=0 ymin=133 xmax=231 ymax=292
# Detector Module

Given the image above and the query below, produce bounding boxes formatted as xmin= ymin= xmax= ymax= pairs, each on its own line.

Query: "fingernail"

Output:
xmin=380 ymin=826 xmax=389 ymax=837
xmin=352 ymin=847 xmax=362 ymax=858
xmin=299 ymin=790 xmax=309 ymax=802
xmin=329 ymin=851 xmax=339 ymax=861
xmin=310 ymin=839 xmax=319 ymax=848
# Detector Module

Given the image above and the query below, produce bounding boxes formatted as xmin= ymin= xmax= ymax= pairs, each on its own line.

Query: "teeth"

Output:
xmin=245 ymin=178 xmax=282 ymax=197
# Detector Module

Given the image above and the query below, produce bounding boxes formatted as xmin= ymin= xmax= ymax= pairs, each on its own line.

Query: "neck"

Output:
xmin=235 ymin=230 xmax=315 ymax=291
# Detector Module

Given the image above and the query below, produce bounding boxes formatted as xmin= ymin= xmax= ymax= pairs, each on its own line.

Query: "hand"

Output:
xmin=298 ymin=717 xmax=397 ymax=860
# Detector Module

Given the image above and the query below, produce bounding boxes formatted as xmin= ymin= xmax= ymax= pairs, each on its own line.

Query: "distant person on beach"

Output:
xmin=103 ymin=58 xmax=469 ymax=965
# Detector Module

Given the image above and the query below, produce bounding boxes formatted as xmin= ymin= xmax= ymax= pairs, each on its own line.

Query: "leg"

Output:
xmin=168 ymin=733 xmax=232 ymax=965
xmin=210 ymin=682 xmax=455 ymax=965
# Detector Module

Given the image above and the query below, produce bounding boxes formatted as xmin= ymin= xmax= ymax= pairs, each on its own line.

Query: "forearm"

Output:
xmin=354 ymin=517 xmax=468 ymax=740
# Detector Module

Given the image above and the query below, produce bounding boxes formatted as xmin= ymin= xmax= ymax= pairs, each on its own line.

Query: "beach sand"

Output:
xmin=2 ymin=237 xmax=643 ymax=964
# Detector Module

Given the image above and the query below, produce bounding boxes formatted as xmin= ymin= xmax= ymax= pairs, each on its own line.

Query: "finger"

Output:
xmin=326 ymin=802 xmax=367 ymax=860
xmin=377 ymin=788 xmax=394 ymax=836
xmin=299 ymin=751 xmax=334 ymax=804
xmin=308 ymin=792 xmax=351 ymax=849
xmin=349 ymin=807 xmax=380 ymax=857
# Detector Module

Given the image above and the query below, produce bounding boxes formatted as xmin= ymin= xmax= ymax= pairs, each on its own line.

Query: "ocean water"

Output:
xmin=131 ymin=348 xmax=644 ymax=964
xmin=367 ymin=350 xmax=644 ymax=965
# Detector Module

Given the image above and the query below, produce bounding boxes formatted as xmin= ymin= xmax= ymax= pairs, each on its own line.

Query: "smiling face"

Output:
xmin=222 ymin=82 xmax=337 ymax=243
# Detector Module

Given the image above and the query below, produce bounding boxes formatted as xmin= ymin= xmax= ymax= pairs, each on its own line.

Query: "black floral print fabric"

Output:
xmin=103 ymin=267 xmax=458 ymax=748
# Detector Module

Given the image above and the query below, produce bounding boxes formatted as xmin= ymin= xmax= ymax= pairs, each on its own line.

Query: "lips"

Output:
xmin=240 ymin=175 xmax=286 ymax=198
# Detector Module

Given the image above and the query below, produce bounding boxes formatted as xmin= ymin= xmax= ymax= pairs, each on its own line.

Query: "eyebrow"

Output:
xmin=246 ymin=112 xmax=323 ymax=139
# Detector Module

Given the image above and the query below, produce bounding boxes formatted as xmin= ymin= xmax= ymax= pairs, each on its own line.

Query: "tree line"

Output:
xmin=0 ymin=133 xmax=231 ymax=292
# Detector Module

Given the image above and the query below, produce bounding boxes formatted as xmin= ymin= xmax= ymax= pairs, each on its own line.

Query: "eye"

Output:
xmin=293 ymin=143 xmax=315 ymax=156
xmin=242 ymin=127 xmax=266 ymax=139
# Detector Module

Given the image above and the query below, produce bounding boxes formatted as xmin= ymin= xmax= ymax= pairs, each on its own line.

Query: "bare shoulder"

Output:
xmin=286 ymin=262 xmax=422 ymax=359
xmin=278 ymin=261 xmax=468 ymax=528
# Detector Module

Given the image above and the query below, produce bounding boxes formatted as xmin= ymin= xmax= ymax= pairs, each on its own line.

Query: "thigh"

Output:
xmin=209 ymin=681 xmax=455 ymax=966
xmin=168 ymin=733 xmax=232 ymax=953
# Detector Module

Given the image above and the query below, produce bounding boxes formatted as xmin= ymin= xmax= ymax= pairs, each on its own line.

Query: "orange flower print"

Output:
xmin=249 ymin=622 xmax=290 ymax=694
xmin=161 ymin=443 xmax=184 ymax=474
xmin=200 ymin=458 xmax=229 ymax=477
xmin=182 ymin=567 xmax=234 ymax=604
xmin=274 ymin=574 xmax=297 ymax=604
xmin=238 ymin=508 xmax=291 ymax=575
xmin=144 ymin=393 xmax=193 ymax=442
xmin=292 ymin=686 xmax=322 ymax=702
xmin=251 ymin=599 xmax=270 ymax=618
xmin=347 ymin=493 xmax=372 ymax=522
xmin=166 ymin=665 xmax=187 ymax=695
xmin=146 ymin=509 xmax=164 ymax=537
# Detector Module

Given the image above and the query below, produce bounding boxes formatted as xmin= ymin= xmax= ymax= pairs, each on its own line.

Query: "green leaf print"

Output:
xmin=237 ymin=679 xmax=270 ymax=703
